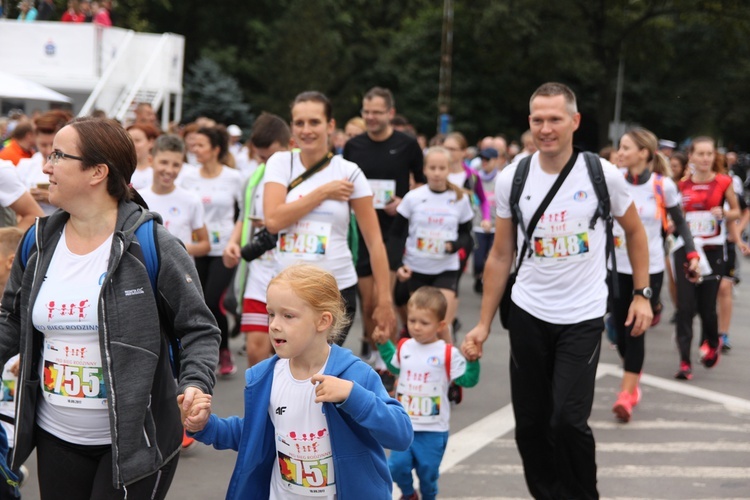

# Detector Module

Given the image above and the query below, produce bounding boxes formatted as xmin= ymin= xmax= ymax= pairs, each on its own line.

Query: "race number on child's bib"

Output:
xmin=275 ymin=430 xmax=336 ymax=496
xmin=368 ymin=179 xmax=396 ymax=210
xmin=686 ymin=211 xmax=719 ymax=238
xmin=278 ymin=221 xmax=332 ymax=260
xmin=415 ymin=228 xmax=455 ymax=258
xmin=42 ymin=339 xmax=107 ymax=409
xmin=532 ymin=217 xmax=591 ymax=264
xmin=397 ymin=393 xmax=441 ymax=423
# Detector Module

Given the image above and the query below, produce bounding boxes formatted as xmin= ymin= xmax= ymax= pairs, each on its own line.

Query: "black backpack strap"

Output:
xmin=510 ymin=156 xmax=532 ymax=270
xmin=583 ymin=152 xmax=619 ymax=298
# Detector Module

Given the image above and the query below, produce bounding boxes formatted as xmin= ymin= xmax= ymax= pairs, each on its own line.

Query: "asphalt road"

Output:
xmin=16 ymin=256 xmax=750 ymax=499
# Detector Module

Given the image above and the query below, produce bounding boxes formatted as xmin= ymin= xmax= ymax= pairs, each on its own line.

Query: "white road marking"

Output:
xmin=445 ymin=463 xmax=750 ymax=479
xmin=487 ymin=439 xmax=750 ymax=453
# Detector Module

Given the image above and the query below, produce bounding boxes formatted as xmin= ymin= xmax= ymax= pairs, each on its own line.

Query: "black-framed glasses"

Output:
xmin=47 ymin=150 xmax=84 ymax=165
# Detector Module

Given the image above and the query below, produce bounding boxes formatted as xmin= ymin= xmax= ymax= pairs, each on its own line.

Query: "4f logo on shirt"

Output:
xmin=276 ymin=406 xmax=287 ymax=415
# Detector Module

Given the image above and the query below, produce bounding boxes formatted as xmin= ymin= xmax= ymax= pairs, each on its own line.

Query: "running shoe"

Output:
xmin=218 ymin=347 xmax=237 ymax=377
xmin=651 ymin=302 xmax=662 ymax=327
xmin=630 ymin=384 xmax=642 ymax=407
xmin=400 ymin=494 xmax=418 ymax=500
xmin=182 ymin=430 xmax=196 ymax=451
xmin=474 ymin=278 xmax=483 ymax=294
xmin=16 ymin=465 xmax=28 ymax=488
xmin=674 ymin=361 xmax=692 ymax=380
xmin=699 ymin=342 xmax=720 ymax=368
xmin=720 ymin=333 xmax=732 ymax=352
xmin=612 ymin=391 xmax=633 ymax=422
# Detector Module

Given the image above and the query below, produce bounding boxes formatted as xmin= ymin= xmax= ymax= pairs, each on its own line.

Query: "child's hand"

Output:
xmin=463 ymin=339 xmax=480 ymax=361
xmin=177 ymin=390 xmax=212 ymax=432
xmin=372 ymin=326 xmax=389 ymax=345
xmin=9 ymin=358 xmax=20 ymax=377
xmin=311 ymin=374 xmax=353 ymax=404
xmin=396 ymin=265 xmax=412 ymax=283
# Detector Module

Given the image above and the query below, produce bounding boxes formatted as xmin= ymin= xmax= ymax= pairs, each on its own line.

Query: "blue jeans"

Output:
xmin=473 ymin=231 xmax=495 ymax=277
xmin=389 ymin=430 xmax=449 ymax=500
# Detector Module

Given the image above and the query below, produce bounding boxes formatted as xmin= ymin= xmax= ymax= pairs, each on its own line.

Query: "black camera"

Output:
xmin=240 ymin=228 xmax=278 ymax=262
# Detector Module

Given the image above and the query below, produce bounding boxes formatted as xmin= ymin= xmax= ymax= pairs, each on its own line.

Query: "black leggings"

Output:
xmin=674 ymin=246 xmax=724 ymax=362
xmin=608 ymin=271 xmax=663 ymax=374
xmin=195 ymin=256 xmax=235 ymax=350
xmin=36 ymin=426 xmax=179 ymax=500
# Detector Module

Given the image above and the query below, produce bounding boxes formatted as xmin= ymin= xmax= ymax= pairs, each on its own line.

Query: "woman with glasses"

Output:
xmin=0 ymin=117 xmax=220 ymax=499
xmin=264 ymin=91 xmax=397 ymax=345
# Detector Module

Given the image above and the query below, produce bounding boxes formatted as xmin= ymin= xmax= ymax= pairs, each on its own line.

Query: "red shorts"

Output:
xmin=240 ymin=299 xmax=269 ymax=333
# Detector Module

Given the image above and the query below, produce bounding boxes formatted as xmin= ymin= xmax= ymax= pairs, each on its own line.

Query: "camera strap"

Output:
xmin=288 ymin=151 xmax=334 ymax=192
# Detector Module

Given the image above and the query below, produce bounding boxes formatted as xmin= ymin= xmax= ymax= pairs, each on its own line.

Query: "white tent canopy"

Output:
xmin=0 ymin=70 xmax=72 ymax=103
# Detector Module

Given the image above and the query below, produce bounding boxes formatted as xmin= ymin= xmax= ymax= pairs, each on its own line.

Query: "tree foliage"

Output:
xmin=182 ymin=57 xmax=252 ymax=127
xmin=117 ymin=0 xmax=750 ymax=149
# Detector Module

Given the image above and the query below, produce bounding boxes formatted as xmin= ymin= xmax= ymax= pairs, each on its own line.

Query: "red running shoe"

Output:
xmin=612 ymin=391 xmax=633 ymax=422
xmin=674 ymin=361 xmax=692 ymax=380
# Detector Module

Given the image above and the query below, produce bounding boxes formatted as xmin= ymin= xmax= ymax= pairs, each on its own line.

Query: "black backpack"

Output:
xmin=500 ymin=151 xmax=618 ymax=328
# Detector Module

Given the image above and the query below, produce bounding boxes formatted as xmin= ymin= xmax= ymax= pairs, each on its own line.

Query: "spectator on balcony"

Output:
xmin=16 ymin=1 xmax=37 ymax=21
xmin=61 ymin=0 xmax=85 ymax=22
xmin=91 ymin=1 xmax=111 ymax=26
xmin=80 ymin=0 xmax=93 ymax=22
xmin=37 ymin=0 xmax=57 ymax=20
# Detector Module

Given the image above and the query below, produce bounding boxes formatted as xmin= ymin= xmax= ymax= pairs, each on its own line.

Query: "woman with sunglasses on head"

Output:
xmin=673 ymin=137 xmax=743 ymax=381
xmin=263 ymin=91 xmax=397 ymax=344
xmin=609 ymin=128 xmax=698 ymax=422
xmin=0 ymin=117 xmax=220 ymax=499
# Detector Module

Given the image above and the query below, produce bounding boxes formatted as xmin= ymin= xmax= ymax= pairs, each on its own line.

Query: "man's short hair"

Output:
xmin=364 ymin=87 xmax=395 ymax=109
xmin=407 ymin=286 xmax=447 ymax=321
xmin=11 ymin=123 xmax=33 ymax=140
xmin=250 ymin=112 xmax=291 ymax=149
xmin=529 ymin=82 xmax=578 ymax=115
xmin=151 ymin=134 xmax=185 ymax=156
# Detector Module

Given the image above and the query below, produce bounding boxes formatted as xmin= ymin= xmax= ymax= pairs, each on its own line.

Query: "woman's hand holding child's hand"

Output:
xmin=311 ymin=374 xmax=353 ymax=404
xmin=177 ymin=391 xmax=212 ymax=433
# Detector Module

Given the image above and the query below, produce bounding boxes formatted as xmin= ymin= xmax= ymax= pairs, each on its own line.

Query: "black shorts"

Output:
xmin=406 ymin=270 xmax=460 ymax=294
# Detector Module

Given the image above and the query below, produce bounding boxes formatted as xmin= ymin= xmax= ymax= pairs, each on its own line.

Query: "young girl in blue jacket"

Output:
xmin=188 ymin=264 xmax=413 ymax=499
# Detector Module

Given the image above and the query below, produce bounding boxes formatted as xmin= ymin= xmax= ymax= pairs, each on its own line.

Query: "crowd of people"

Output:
xmin=8 ymin=0 xmax=114 ymax=26
xmin=0 ymin=81 xmax=748 ymax=499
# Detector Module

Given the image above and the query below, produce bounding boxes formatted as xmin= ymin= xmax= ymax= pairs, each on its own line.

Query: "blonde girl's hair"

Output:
xmin=268 ymin=264 xmax=350 ymax=344
xmin=424 ymin=146 xmax=464 ymax=201
xmin=622 ymin=127 xmax=671 ymax=177
xmin=407 ymin=286 xmax=447 ymax=322
xmin=444 ymin=131 xmax=468 ymax=150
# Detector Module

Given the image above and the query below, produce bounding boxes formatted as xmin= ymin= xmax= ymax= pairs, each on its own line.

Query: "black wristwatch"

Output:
xmin=632 ymin=287 xmax=653 ymax=299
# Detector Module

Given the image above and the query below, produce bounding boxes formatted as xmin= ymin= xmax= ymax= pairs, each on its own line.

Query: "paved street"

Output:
xmin=16 ymin=257 xmax=750 ymax=499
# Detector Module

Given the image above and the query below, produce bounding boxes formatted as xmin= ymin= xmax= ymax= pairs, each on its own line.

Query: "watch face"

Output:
xmin=642 ymin=287 xmax=653 ymax=298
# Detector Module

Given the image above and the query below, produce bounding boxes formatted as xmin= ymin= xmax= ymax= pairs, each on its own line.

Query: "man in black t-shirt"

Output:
xmin=343 ymin=87 xmax=425 ymax=355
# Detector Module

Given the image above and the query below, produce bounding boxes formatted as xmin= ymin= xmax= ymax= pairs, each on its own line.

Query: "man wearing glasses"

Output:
xmin=343 ymin=87 xmax=425 ymax=364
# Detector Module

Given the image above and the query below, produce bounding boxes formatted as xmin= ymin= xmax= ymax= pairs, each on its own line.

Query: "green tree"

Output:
xmin=182 ymin=57 xmax=253 ymax=127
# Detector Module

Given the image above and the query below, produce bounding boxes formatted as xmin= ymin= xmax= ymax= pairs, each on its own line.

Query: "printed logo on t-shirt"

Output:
xmin=573 ymin=190 xmax=588 ymax=201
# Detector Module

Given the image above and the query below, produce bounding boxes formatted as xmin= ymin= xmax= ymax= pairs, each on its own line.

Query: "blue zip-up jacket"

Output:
xmin=192 ymin=344 xmax=413 ymax=499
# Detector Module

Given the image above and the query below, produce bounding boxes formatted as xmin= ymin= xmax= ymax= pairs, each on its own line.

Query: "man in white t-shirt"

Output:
xmin=462 ymin=83 xmax=652 ymax=500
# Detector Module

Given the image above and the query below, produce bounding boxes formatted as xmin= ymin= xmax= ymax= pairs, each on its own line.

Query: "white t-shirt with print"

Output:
xmin=495 ymin=153 xmax=633 ymax=324
xmin=264 ymin=152 xmax=372 ymax=290
xmin=130 ymin=166 xmax=153 ymax=191
xmin=34 ymin=229 xmax=113 ymax=445
xmin=16 ymin=153 xmax=57 ymax=215
xmin=388 ymin=339 xmax=467 ymax=432
xmin=398 ymin=184 xmax=474 ymax=275
xmin=140 ymin=186 xmax=205 ymax=248
xmin=0 ymin=354 xmax=20 ymax=448
xmin=0 ymin=161 xmax=26 ymax=208
xmin=612 ymin=175 xmax=680 ymax=275
xmin=268 ymin=356 xmax=335 ymax=499
xmin=178 ymin=166 xmax=243 ymax=257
